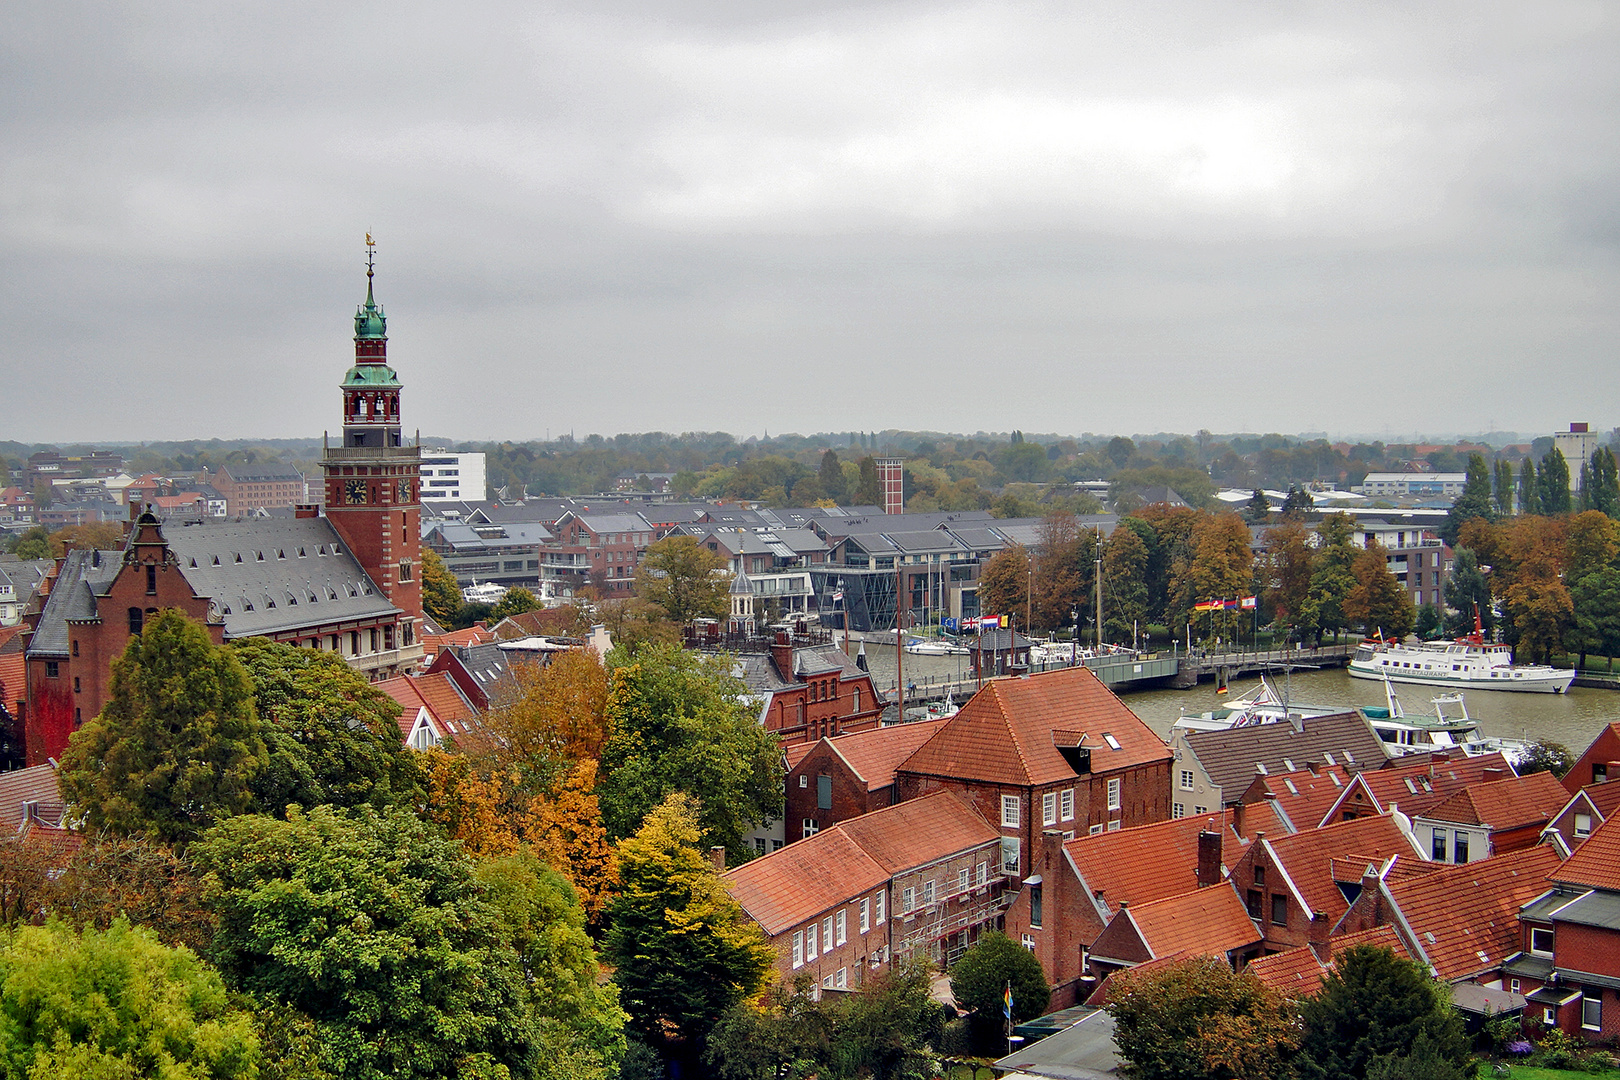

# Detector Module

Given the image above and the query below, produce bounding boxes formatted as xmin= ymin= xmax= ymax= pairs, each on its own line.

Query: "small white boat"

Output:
xmin=461 ymin=580 xmax=508 ymax=605
xmin=904 ymin=637 xmax=971 ymax=656
xmin=1363 ymin=679 xmax=1531 ymax=764
xmin=1173 ymin=676 xmax=1341 ymax=734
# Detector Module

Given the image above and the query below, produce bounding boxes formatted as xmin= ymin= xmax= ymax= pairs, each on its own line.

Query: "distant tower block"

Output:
xmin=876 ymin=458 xmax=904 ymax=515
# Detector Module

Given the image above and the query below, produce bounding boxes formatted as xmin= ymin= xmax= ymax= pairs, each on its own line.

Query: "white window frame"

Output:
xmin=807 ymin=922 xmax=818 ymax=960
xmin=976 ymin=861 xmax=988 ymax=886
xmin=875 ymin=890 xmax=885 ymax=924
xmin=836 ymin=910 xmax=846 ymax=946
xmin=1001 ymin=836 xmax=1021 ymax=875
xmin=835 ymin=966 xmax=847 ymax=989
xmin=792 ymin=931 xmax=804 ymax=968
xmin=1042 ymin=791 xmax=1057 ymax=826
xmin=958 ymin=868 xmax=969 ymax=891
xmin=1173 ymin=803 xmax=1185 ymax=819
xmin=1001 ymin=795 xmax=1021 ymax=828
xmin=1575 ymin=813 xmax=1593 ymax=838
xmin=923 ymin=879 xmax=936 ymax=905
xmin=859 ymin=898 xmax=871 ymax=933
xmin=803 ymin=818 xmax=819 ymax=839
xmin=1060 ymin=788 xmax=1074 ymax=821
xmin=1107 ymin=777 xmax=1121 ymax=811
xmin=822 ymin=916 xmax=833 ymax=951
xmin=1089 ymin=823 xmax=1104 ymax=835
xmin=1179 ymin=769 xmax=1195 ymax=791
xmin=902 ymin=886 xmax=915 ymax=913
xmin=1583 ymin=989 xmax=1602 ymax=1031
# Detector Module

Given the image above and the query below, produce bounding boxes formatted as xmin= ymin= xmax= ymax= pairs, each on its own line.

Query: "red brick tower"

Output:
xmin=320 ymin=237 xmax=423 ymax=635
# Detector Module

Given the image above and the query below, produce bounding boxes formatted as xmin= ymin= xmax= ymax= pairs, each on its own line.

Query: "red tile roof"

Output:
xmin=1242 ymin=765 xmax=1354 ymax=832
xmin=1263 ymin=814 xmax=1423 ymax=920
xmin=1326 ymin=751 xmax=1516 ymax=821
xmin=1122 ymin=886 xmax=1261 ymax=960
xmin=1245 ymin=925 xmax=1411 ymax=998
xmin=1552 ymin=805 xmax=1620 ymax=891
xmin=788 ymin=718 xmax=952 ymax=788
xmin=897 ymin=667 xmax=1170 ymax=787
xmin=1417 ymin=771 xmax=1570 ymax=832
xmin=422 ymin=626 xmax=495 ymax=657
xmin=725 ymin=790 xmax=997 ymax=936
xmin=376 ymin=671 xmax=480 ymax=740
xmin=0 ymin=765 xmax=64 ymax=832
xmin=1083 ymin=950 xmax=1194 ymax=1007
xmin=1579 ymin=779 xmax=1620 ymax=821
xmin=1064 ymin=810 xmax=1257 ymax=917
xmin=1388 ymin=844 xmax=1565 ymax=980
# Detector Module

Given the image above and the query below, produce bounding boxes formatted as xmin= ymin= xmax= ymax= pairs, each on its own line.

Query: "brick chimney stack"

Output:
xmin=1196 ymin=829 xmax=1222 ymax=887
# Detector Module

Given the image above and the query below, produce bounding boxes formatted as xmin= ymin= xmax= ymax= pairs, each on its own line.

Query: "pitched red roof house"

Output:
xmin=785 ymin=718 xmax=951 ymax=838
xmin=0 ymin=764 xmax=65 ymax=832
xmin=376 ymin=670 xmax=480 ymax=750
xmin=1542 ymin=780 xmax=1620 ymax=854
xmin=1320 ymin=750 xmax=1516 ymax=824
xmin=1564 ymin=722 xmax=1620 ymax=793
xmin=1087 ymin=886 xmax=1261 ymax=976
xmin=1235 ymin=764 xmax=1354 ymax=834
xmin=1413 ymin=771 xmax=1571 ymax=862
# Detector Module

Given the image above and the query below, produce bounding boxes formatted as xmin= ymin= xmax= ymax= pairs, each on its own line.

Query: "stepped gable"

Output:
xmin=1260 ymin=814 xmax=1423 ymax=920
xmin=1552 ymin=806 xmax=1620 ymax=891
xmin=835 ymin=790 xmax=999 ymax=874
xmin=1420 ymin=770 xmax=1571 ymax=830
xmin=1388 ymin=843 xmax=1565 ymax=980
xmin=1064 ymin=809 xmax=1261 ymax=918
xmin=1245 ymin=925 xmax=1411 ymax=998
xmin=1119 ymin=885 xmax=1261 ymax=961
xmin=898 ymin=666 xmax=1170 ymax=786
xmin=1184 ymin=711 xmax=1386 ymax=802
xmin=785 ymin=717 xmax=952 ymax=786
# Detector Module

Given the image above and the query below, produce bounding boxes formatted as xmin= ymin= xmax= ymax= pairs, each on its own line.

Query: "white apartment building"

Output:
xmin=419 ymin=450 xmax=486 ymax=503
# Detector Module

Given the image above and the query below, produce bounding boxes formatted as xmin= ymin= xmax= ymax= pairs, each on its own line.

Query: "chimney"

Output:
xmin=1232 ymin=801 xmax=1246 ymax=837
xmin=1196 ymin=829 xmax=1222 ymax=887
xmin=709 ymin=845 xmax=726 ymax=873
xmin=294 ymin=503 xmax=319 ymax=519
xmin=771 ymin=632 xmax=794 ymax=679
xmin=1482 ymin=767 xmax=1506 ymax=782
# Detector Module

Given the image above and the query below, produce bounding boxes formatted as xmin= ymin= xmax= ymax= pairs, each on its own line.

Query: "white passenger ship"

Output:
xmin=1348 ymin=626 xmax=1574 ymax=694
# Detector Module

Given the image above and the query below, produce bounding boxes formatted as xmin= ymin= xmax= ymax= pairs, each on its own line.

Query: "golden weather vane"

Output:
xmin=365 ymin=232 xmax=375 ymax=278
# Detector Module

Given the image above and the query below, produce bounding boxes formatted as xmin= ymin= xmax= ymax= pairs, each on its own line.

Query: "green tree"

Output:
xmin=1105 ymin=955 xmax=1298 ymax=1080
xmin=1493 ymin=458 xmax=1516 ymax=517
xmin=1102 ymin=524 xmax=1150 ymax=645
xmin=1441 ymin=453 xmax=1495 ymax=545
xmin=633 ymin=535 xmax=730 ymax=624
xmin=59 ymin=610 xmax=266 ymax=845
xmin=829 ymin=960 xmax=947 ymax=1080
xmin=1563 ymin=510 xmax=1619 ymax=582
xmin=948 ymin=930 xmax=1050 ymax=1034
xmin=1279 ymin=486 xmax=1314 ymax=521
xmin=420 ymin=549 xmax=462 ymax=628
xmin=1569 ymin=568 xmax=1620 ymax=669
xmin=196 ymin=805 xmax=541 ymax=1080
xmin=474 ymin=851 xmax=628 ymax=1079
xmin=44 ymin=834 xmax=217 ymax=954
xmin=1366 ymin=1033 xmax=1471 ymax=1080
xmin=10 ymin=526 xmax=50 ymax=561
xmin=1443 ymin=547 xmax=1494 ymax=637
xmin=1518 ymin=458 xmax=1539 ymax=517
xmin=1588 ymin=446 xmax=1620 ymax=517
xmin=230 ymin=638 xmax=426 ymax=815
xmin=1177 ymin=514 xmax=1254 ymax=643
xmin=1296 ymin=945 xmax=1472 ymax=1080
xmin=1300 ymin=514 xmax=1358 ymax=644
xmin=0 ymin=918 xmax=260 ymax=1080
xmin=598 ymin=643 xmax=784 ymax=855
xmin=818 ymin=449 xmax=846 ymax=503
xmin=1504 ymin=575 xmax=1574 ymax=665
xmin=1516 ymin=738 xmax=1575 ymax=778
xmin=1245 ymin=488 xmax=1271 ymax=523
xmin=1414 ymin=602 xmax=1442 ymax=638
xmin=1344 ymin=544 xmax=1415 ymax=639
xmin=491 ymin=586 xmax=541 ymax=622
xmin=1539 ymin=448 xmax=1572 ymax=515
xmin=604 ymin=793 xmax=774 ymax=1063
xmin=854 ymin=456 xmax=883 ymax=506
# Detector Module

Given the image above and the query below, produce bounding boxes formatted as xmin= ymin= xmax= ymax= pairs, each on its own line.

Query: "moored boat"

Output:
xmin=1349 ymin=623 xmax=1573 ymax=694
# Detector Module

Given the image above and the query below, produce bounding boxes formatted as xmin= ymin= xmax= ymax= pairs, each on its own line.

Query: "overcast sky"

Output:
xmin=5 ymin=1 xmax=1618 ymax=445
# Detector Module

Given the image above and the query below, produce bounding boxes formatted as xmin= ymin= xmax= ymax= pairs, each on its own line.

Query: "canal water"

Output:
xmin=855 ymin=644 xmax=1620 ymax=754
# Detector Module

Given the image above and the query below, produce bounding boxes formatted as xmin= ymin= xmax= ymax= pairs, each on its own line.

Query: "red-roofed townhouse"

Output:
xmin=785 ymin=718 xmax=950 ymax=840
xmin=724 ymin=790 xmax=1005 ymax=991
xmin=1003 ymin=806 xmax=1279 ymax=1008
xmin=1565 ymin=722 xmax=1620 ymax=793
xmin=376 ymin=670 xmax=480 ymax=750
xmin=1226 ymin=813 xmax=1426 ymax=953
xmin=1245 ymin=925 xmax=1413 ymax=999
xmin=1319 ymin=750 xmax=1516 ymax=825
xmin=1410 ymin=771 xmax=1571 ymax=865
xmin=1234 ymin=763 xmax=1354 ymax=834
xmin=1541 ymin=780 xmax=1620 ymax=854
xmin=1521 ymin=812 xmax=1620 ymax=1041
xmin=893 ymin=667 xmax=1172 ymax=881
xmin=740 ymin=637 xmax=885 ymax=747
xmin=1086 ymin=886 xmax=1262 ymax=982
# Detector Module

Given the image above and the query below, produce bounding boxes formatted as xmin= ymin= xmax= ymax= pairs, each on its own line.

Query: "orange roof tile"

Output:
xmin=794 ymin=718 xmax=952 ymax=790
xmin=0 ymin=765 xmax=65 ymax=832
xmin=422 ymin=626 xmax=495 ymax=657
xmin=1242 ymin=765 xmax=1354 ymax=832
xmin=1263 ymin=814 xmax=1422 ymax=920
xmin=1579 ymin=779 xmax=1620 ymax=821
xmin=413 ymin=671 xmax=478 ymax=731
xmin=1344 ymin=752 xmax=1516 ymax=819
xmin=375 ymin=675 xmax=431 ymax=738
xmin=898 ymin=667 xmax=1170 ymax=787
xmin=724 ymin=790 xmax=997 ymax=936
xmin=836 ymin=790 xmax=999 ymax=874
xmin=1388 ymin=844 xmax=1564 ymax=980
xmin=1065 ymin=810 xmax=1256 ymax=917
xmin=1418 ymin=771 xmax=1570 ymax=832
xmin=0 ymin=650 xmax=24 ymax=705
xmin=1246 ymin=925 xmax=1411 ymax=997
xmin=1123 ymin=886 xmax=1261 ymax=960
xmin=1553 ymin=805 xmax=1620 ymax=890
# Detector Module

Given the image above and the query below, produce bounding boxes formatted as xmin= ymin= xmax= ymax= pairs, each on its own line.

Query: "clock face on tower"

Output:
xmin=398 ymin=480 xmax=411 ymax=503
xmin=345 ymin=479 xmax=367 ymax=504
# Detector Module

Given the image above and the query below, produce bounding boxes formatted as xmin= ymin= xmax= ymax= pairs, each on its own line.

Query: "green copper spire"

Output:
xmin=354 ymin=233 xmax=387 ymax=341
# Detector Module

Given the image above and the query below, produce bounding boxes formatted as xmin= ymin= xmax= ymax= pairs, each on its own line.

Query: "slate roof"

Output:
xmin=1549 ymin=889 xmax=1620 ymax=931
xmin=1063 ymin=811 xmax=1247 ymax=918
xmin=1183 ymin=711 xmax=1388 ymax=802
xmin=1262 ymin=814 xmax=1424 ymax=920
xmin=24 ymin=548 xmax=120 ymax=658
xmin=1417 ymin=771 xmax=1570 ymax=832
xmin=1114 ymin=886 xmax=1260 ymax=961
xmin=786 ymin=718 xmax=952 ymax=790
xmin=1552 ymin=806 xmax=1620 ymax=891
xmin=161 ymin=518 xmax=399 ymax=638
xmin=898 ymin=666 xmax=1171 ymax=787
xmin=440 ymin=642 xmax=519 ymax=704
xmin=223 ymin=464 xmax=306 ymax=483
xmin=725 ymin=790 xmax=994 ymax=935
xmin=0 ymin=765 xmax=65 ymax=832
xmin=733 ymin=643 xmax=873 ymax=695
xmin=1245 ymin=925 xmax=1412 ymax=998
xmin=1388 ymin=844 xmax=1565 ymax=980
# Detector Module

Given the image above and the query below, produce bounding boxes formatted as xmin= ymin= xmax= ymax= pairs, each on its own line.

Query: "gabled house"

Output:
xmin=1526 ymin=811 xmax=1620 ymax=1041
xmin=1172 ymin=710 xmax=1388 ymax=815
xmin=1411 ymin=771 xmax=1571 ymax=864
xmin=1233 ymin=763 xmax=1354 ymax=834
xmin=784 ymin=717 xmax=951 ymax=839
xmin=1086 ymin=886 xmax=1262 ymax=980
xmin=1244 ymin=924 xmax=1414 ymax=998
xmin=1541 ymin=780 xmax=1620 ymax=853
xmin=1564 ymin=721 xmax=1620 ymax=792
xmin=724 ymin=790 xmax=1005 ymax=991
xmin=1225 ymin=813 xmax=1427 ymax=952
xmin=376 ymin=670 xmax=481 ymax=751
xmin=1318 ymin=750 xmax=1516 ymax=825
xmin=894 ymin=666 xmax=1173 ymax=879
xmin=736 ymin=637 xmax=885 ymax=747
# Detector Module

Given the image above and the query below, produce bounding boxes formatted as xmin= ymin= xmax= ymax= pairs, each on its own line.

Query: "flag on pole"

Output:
xmin=1240 ymin=595 xmax=1258 ymax=610
xmin=1193 ymin=599 xmax=1221 ymax=612
xmin=1004 ymin=981 xmax=1014 ymax=1021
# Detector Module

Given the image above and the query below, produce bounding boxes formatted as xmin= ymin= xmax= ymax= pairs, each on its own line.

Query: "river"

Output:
xmin=852 ymin=644 xmax=1620 ymax=753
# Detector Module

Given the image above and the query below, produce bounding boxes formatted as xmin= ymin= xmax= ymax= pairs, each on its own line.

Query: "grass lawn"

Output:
xmin=1499 ymin=1066 xmax=1620 ymax=1080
